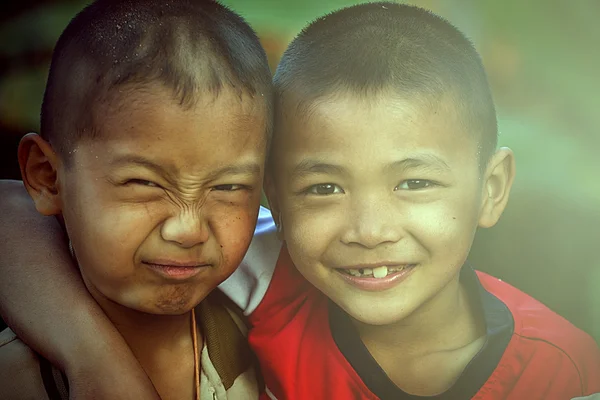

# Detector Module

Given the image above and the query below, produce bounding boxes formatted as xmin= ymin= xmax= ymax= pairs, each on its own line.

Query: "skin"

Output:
xmin=265 ymin=90 xmax=515 ymax=395
xmin=0 ymin=87 xmax=514 ymax=397
xmin=1 ymin=85 xmax=267 ymax=400
xmin=0 ymin=180 xmax=160 ymax=400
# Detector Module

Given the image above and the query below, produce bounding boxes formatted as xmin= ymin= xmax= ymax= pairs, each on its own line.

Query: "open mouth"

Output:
xmin=337 ymin=264 xmax=416 ymax=279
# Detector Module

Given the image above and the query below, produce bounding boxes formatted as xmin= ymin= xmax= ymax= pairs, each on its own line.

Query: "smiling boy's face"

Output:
xmin=53 ymin=86 xmax=267 ymax=315
xmin=267 ymin=91 xmax=514 ymax=326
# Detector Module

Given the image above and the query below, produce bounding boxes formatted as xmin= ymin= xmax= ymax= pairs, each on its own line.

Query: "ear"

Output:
xmin=18 ymin=133 xmax=63 ymax=216
xmin=263 ymin=170 xmax=284 ymax=240
xmin=478 ymin=147 xmax=516 ymax=228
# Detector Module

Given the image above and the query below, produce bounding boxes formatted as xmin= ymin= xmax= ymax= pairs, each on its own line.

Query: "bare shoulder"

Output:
xmin=0 ymin=328 xmax=49 ymax=399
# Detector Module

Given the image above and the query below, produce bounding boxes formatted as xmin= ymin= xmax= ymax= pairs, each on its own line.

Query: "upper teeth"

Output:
xmin=373 ymin=266 xmax=388 ymax=278
xmin=343 ymin=265 xmax=405 ymax=278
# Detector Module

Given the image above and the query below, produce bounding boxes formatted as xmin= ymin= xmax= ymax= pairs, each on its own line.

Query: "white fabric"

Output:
xmin=218 ymin=206 xmax=280 ymax=315
xmin=199 ymin=342 xmax=259 ymax=400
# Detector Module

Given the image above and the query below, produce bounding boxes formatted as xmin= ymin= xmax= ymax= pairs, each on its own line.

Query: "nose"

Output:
xmin=340 ymin=194 xmax=403 ymax=249
xmin=160 ymin=208 xmax=210 ymax=249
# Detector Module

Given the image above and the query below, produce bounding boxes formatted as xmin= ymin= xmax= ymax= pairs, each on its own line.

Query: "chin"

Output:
xmin=341 ymin=301 xmax=416 ymax=327
xmin=139 ymin=303 xmax=196 ymax=316
xmin=123 ymin=295 xmax=200 ymax=316
xmin=160 ymin=299 xmax=201 ymax=315
xmin=152 ymin=308 xmax=195 ymax=316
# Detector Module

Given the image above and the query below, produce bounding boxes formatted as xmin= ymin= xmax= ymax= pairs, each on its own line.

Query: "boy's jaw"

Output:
xmin=296 ymin=254 xmax=469 ymax=329
xmin=55 ymin=87 xmax=267 ymax=317
xmin=268 ymin=91 xmax=498 ymax=328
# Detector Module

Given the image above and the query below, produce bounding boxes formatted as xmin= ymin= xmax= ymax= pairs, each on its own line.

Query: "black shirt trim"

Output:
xmin=329 ymin=266 xmax=514 ymax=399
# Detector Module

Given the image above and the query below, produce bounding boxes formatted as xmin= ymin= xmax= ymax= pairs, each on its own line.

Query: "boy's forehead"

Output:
xmin=272 ymin=91 xmax=479 ymax=167
xmin=105 ymin=83 xmax=265 ymax=115
xmin=66 ymin=85 xmax=268 ymax=171
xmin=278 ymin=91 xmax=464 ymax=139
xmin=95 ymin=84 xmax=268 ymax=138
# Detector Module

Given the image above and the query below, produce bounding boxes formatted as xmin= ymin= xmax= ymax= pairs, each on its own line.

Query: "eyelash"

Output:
xmin=122 ymin=180 xmax=251 ymax=193
xmin=304 ymin=179 xmax=437 ymax=196
xmin=394 ymin=179 xmax=437 ymax=191
xmin=124 ymin=179 xmax=161 ymax=188
xmin=212 ymin=184 xmax=249 ymax=192
xmin=304 ymin=183 xmax=344 ymax=196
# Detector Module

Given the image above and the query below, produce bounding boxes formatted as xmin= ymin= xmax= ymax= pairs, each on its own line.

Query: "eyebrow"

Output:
xmin=110 ymin=155 xmax=174 ymax=176
xmin=110 ymin=155 xmax=262 ymax=179
xmin=206 ymin=163 xmax=262 ymax=180
xmin=384 ymin=154 xmax=451 ymax=174
xmin=291 ymin=154 xmax=451 ymax=178
xmin=291 ymin=159 xmax=348 ymax=178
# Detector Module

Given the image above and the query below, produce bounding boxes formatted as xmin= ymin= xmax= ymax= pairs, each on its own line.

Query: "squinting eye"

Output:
xmin=126 ymin=179 xmax=160 ymax=188
xmin=307 ymin=183 xmax=344 ymax=195
xmin=213 ymin=184 xmax=244 ymax=191
xmin=395 ymin=179 xmax=433 ymax=191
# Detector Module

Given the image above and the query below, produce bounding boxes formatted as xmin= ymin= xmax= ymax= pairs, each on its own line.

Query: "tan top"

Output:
xmin=0 ymin=290 xmax=262 ymax=400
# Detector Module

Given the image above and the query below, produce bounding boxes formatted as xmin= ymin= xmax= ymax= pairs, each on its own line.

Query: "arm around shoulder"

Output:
xmin=0 ymin=179 xmax=82 ymax=365
xmin=0 ymin=180 xmax=161 ymax=400
xmin=0 ymin=328 xmax=50 ymax=400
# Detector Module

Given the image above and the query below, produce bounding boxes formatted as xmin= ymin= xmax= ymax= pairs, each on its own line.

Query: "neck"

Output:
xmin=92 ymin=292 xmax=200 ymax=400
xmin=80 ymin=277 xmax=195 ymax=370
xmin=71 ymin=250 xmax=195 ymax=360
xmin=74 ymin=260 xmax=199 ymax=399
xmin=100 ymin=294 xmax=193 ymax=358
xmin=353 ymin=274 xmax=485 ymax=357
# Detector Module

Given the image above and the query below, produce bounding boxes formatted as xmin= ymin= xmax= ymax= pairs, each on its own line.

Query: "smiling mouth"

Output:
xmin=337 ymin=264 xmax=416 ymax=279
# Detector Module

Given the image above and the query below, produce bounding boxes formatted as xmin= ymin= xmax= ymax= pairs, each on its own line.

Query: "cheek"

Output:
xmin=408 ymin=195 xmax=481 ymax=255
xmin=210 ymin=201 xmax=260 ymax=271
xmin=63 ymin=193 xmax=162 ymax=279
xmin=284 ymin=204 xmax=344 ymax=271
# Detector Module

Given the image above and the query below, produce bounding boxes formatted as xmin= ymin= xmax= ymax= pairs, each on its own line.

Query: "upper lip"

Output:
xmin=336 ymin=262 xmax=414 ymax=270
xmin=143 ymin=259 xmax=211 ymax=268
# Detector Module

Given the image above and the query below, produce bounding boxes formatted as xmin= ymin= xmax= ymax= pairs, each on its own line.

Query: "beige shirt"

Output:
xmin=0 ymin=290 xmax=262 ymax=400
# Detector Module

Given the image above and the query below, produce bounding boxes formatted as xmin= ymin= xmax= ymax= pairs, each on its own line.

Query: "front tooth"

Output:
xmin=372 ymin=266 xmax=388 ymax=278
xmin=362 ymin=268 xmax=373 ymax=276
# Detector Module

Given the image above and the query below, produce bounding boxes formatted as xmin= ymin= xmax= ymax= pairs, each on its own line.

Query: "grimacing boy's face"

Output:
xmin=268 ymin=92 xmax=512 ymax=327
xmin=57 ymin=86 xmax=267 ymax=315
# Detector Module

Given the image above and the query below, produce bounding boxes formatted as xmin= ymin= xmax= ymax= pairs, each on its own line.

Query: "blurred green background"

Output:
xmin=0 ymin=0 xmax=598 ymax=342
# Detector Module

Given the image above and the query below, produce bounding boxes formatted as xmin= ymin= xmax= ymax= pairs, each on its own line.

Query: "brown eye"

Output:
xmin=307 ymin=183 xmax=343 ymax=195
xmin=395 ymin=179 xmax=432 ymax=190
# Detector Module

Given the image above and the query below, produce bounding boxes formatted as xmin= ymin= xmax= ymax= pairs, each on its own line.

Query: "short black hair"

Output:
xmin=274 ymin=2 xmax=497 ymax=163
xmin=41 ymin=0 xmax=273 ymax=159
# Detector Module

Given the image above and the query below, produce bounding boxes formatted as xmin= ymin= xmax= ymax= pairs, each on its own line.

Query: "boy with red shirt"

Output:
xmin=0 ymin=2 xmax=599 ymax=399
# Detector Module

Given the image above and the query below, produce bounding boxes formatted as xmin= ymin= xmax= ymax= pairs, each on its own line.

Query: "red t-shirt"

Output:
xmin=219 ymin=207 xmax=600 ymax=399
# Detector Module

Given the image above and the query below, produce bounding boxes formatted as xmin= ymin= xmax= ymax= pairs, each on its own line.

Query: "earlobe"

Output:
xmin=263 ymin=172 xmax=284 ymax=240
xmin=18 ymin=133 xmax=63 ymax=216
xmin=478 ymin=147 xmax=516 ymax=228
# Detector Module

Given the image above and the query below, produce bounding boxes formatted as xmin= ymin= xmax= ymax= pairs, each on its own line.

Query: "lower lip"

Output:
xmin=336 ymin=265 xmax=416 ymax=291
xmin=143 ymin=263 xmax=207 ymax=280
